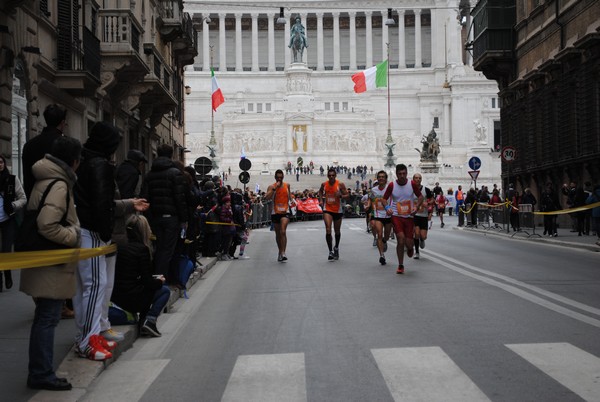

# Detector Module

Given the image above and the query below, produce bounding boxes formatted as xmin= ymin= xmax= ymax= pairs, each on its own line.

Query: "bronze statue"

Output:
xmin=207 ymin=145 xmax=216 ymax=158
xmin=415 ymin=127 xmax=440 ymax=162
xmin=289 ymin=16 xmax=308 ymax=62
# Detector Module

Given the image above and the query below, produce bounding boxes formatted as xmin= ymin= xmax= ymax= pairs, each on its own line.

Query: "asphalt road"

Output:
xmin=83 ymin=216 xmax=600 ymax=402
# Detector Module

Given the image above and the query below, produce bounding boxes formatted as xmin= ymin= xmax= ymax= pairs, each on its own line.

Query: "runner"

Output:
xmin=382 ymin=164 xmax=424 ymax=274
xmin=361 ymin=190 xmax=377 ymax=246
xmin=370 ymin=171 xmax=393 ymax=265
xmin=318 ymin=168 xmax=350 ymax=260
xmin=264 ymin=169 xmax=294 ymax=262
xmin=412 ymin=173 xmax=432 ymax=260
xmin=436 ymin=191 xmax=448 ymax=228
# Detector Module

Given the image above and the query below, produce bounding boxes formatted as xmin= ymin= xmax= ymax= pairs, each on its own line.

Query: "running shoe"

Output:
xmin=281 ymin=254 xmax=288 ymax=261
xmin=420 ymin=239 xmax=425 ymax=249
xmin=277 ymin=254 xmax=283 ymax=262
xmin=328 ymin=251 xmax=334 ymax=261
xmin=379 ymin=255 xmax=386 ymax=265
xmin=396 ymin=265 xmax=404 ymax=274
xmin=383 ymin=241 xmax=388 ymax=252
xmin=373 ymin=239 xmax=377 ymax=247
xmin=333 ymin=247 xmax=339 ymax=260
xmin=238 ymin=255 xmax=250 ymax=260
xmin=407 ymin=247 xmax=414 ymax=258
xmin=414 ymin=251 xmax=420 ymax=260
xmin=441 ymin=223 xmax=445 ymax=228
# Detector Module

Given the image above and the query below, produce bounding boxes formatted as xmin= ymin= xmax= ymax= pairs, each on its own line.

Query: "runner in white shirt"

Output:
xmin=369 ymin=171 xmax=393 ymax=265
xmin=412 ymin=173 xmax=432 ymax=260
xmin=382 ymin=164 xmax=424 ymax=274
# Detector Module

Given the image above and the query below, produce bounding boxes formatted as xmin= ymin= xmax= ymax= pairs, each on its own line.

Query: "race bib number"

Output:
xmin=274 ymin=202 xmax=288 ymax=213
xmin=326 ymin=195 xmax=337 ymax=204
xmin=374 ymin=197 xmax=385 ymax=210
xmin=396 ymin=200 xmax=412 ymax=215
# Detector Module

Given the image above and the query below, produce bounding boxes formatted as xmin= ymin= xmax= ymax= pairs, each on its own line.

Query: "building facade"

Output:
xmin=0 ymin=0 xmax=196 ymax=176
xmin=184 ymin=0 xmax=501 ymax=190
xmin=472 ymin=0 xmax=600 ymax=200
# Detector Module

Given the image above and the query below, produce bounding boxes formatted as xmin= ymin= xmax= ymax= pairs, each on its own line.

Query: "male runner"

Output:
xmin=382 ymin=164 xmax=424 ymax=274
xmin=412 ymin=173 xmax=432 ymax=260
xmin=370 ymin=171 xmax=393 ymax=265
xmin=265 ymin=169 xmax=294 ymax=262
xmin=318 ymin=168 xmax=349 ymax=260
xmin=435 ymin=191 xmax=448 ymax=228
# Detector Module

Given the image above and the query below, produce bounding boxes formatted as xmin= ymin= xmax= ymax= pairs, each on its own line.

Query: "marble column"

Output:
xmin=381 ymin=10 xmax=388 ymax=62
xmin=333 ymin=12 xmax=340 ymax=70
xmin=203 ymin=13 xmax=210 ymax=71
xmin=300 ymin=13 xmax=308 ymax=64
xmin=414 ymin=9 xmax=422 ymax=68
xmin=365 ymin=11 xmax=373 ymax=68
xmin=349 ymin=11 xmax=356 ymax=70
xmin=444 ymin=97 xmax=451 ymax=144
xmin=251 ymin=13 xmax=259 ymax=71
xmin=284 ymin=11 xmax=291 ymax=66
xmin=316 ymin=12 xmax=324 ymax=70
xmin=219 ymin=13 xmax=226 ymax=70
xmin=397 ymin=9 xmax=405 ymax=68
xmin=268 ymin=12 xmax=275 ymax=71
xmin=235 ymin=13 xmax=242 ymax=71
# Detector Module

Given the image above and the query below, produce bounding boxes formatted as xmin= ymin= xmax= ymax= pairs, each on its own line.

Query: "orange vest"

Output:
xmin=323 ymin=180 xmax=342 ymax=213
xmin=273 ymin=182 xmax=289 ymax=214
xmin=456 ymin=190 xmax=464 ymax=201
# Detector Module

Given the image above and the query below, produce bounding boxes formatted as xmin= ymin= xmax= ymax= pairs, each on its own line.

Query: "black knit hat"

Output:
xmin=86 ymin=121 xmax=122 ymax=156
xmin=127 ymin=149 xmax=148 ymax=163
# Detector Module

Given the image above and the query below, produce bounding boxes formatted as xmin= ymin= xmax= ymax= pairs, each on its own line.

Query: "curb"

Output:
xmin=454 ymin=226 xmax=600 ymax=252
xmin=31 ymin=257 xmax=218 ymax=401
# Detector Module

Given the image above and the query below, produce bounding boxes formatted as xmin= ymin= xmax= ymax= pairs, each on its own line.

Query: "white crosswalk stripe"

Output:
xmin=506 ymin=343 xmax=600 ymax=401
xmin=372 ymin=347 xmax=491 ymax=401
xmin=221 ymin=353 xmax=307 ymax=402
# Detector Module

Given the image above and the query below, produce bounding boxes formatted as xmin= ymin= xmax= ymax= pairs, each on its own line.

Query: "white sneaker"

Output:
xmin=101 ymin=328 xmax=124 ymax=342
xmin=238 ymin=255 xmax=250 ymax=260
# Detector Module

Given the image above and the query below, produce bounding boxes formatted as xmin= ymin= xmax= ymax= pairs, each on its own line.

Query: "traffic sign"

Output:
xmin=239 ymin=158 xmax=252 ymax=171
xmin=468 ymin=170 xmax=480 ymax=180
xmin=468 ymin=156 xmax=482 ymax=170
xmin=501 ymin=146 xmax=517 ymax=162
xmin=193 ymin=157 xmax=212 ymax=175
xmin=239 ymin=171 xmax=250 ymax=184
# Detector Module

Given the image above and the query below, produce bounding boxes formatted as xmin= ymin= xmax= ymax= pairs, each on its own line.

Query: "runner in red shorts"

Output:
xmin=382 ymin=164 xmax=424 ymax=274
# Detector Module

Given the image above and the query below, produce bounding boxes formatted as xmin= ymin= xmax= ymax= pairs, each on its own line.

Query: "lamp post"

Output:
xmin=209 ymin=45 xmax=216 ymax=146
xmin=385 ymin=42 xmax=393 ymax=144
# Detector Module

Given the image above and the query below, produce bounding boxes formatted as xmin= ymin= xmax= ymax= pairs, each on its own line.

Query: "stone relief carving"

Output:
xmin=473 ymin=119 xmax=487 ymax=144
xmin=313 ymin=129 xmax=375 ymax=152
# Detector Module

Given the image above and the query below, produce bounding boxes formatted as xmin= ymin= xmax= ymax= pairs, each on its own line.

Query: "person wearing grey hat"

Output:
xmin=116 ymin=149 xmax=148 ymax=199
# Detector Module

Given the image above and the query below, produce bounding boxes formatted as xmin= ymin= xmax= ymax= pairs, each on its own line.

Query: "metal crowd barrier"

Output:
xmin=513 ymin=204 xmax=540 ymax=238
xmin=249 ymin=200 xmax=273 ymax=228
xmin=490 ymin=204 xmax=510 ymax=232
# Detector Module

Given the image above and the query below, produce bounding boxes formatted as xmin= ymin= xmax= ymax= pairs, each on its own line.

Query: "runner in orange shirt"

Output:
xmin=318 ymin=168 xmax=349 ymax=260
xmin=265 ymin=169 xmax=294 ymax=262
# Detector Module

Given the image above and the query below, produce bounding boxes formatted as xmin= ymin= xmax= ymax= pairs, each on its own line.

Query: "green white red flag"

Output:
xmin=351 ymin=60 xmax=388 ymax=93
xmin=211 ymin=68 xmax=224 ymax=111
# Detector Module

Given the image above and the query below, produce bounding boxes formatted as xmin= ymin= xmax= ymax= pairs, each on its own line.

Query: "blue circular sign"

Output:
xmin=468 ymin=156 xmax=482 ymax=171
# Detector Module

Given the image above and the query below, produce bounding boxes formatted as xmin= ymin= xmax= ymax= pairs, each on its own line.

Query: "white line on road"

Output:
xmin=221 ymin=353 xmax=307 ymax=402
xmin=372 ymin=347 xmax=490 ymax=402
xmin=507 ymin=343 xmax=600 ymax=402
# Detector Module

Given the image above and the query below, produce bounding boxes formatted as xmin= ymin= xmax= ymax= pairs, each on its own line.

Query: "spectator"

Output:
xmin=585 ymin=184 xmax=600 ymax=246
xmin=521 ymin=188 xmax=537 ymax=210
xmin=112 ymin=214 xmax=170 ymax=337
xmin=141 ymin=144 xmax=188 ymax=281
xmin=73 ymin=121 xmax=122 ymax=361
xmin=20 ymin=136 xmax=82 ymax=391
xmin=455 ymin=185 xmax=465 ymax=226
xmin=574 ymin=186 xmax=587 ymax=236
xmin=540 ymin=182 xmax=559 ymax=236
xmin=22 ymin=104 xmax=67 ymax=198
xmin=562 ymin=182 xmax=577 ymax=231
xmin=0 ymin=155 xmax=27 ymax=291
xmin=116 ymin=149 xmax=147 ymax=199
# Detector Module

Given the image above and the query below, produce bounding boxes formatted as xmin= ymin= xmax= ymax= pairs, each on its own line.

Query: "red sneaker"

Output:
xmin=97 ymin=334 xmax=117 ymax=351
xmin=396 ymin=265 xmax=404 ymax=274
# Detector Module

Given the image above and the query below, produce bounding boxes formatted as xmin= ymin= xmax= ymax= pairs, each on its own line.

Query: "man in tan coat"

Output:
xmin=20 ymin=136 xmax=82 ymax=391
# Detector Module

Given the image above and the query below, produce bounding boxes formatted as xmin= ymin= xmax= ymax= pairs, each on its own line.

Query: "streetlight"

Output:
xmin=276 ymin=7 xmax=287 ymax=24
xmin=184 ymin=85 xmax=191 ymax=95
xmin=384 ymin=9 xmax=395 ymax=26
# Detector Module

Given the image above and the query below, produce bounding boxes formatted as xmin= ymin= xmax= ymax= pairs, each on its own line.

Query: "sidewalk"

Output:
xmin=0 ymin=256 xmax=218 ymax=402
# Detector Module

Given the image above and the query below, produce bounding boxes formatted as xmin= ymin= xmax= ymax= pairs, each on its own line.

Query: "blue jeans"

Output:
xmin=29 ymin=298 xmax=64 ymax=381
xmin=150 ymin=216 xmax=180 ymax=278
xmin=146 ymin=286 xmax=171 ymax=321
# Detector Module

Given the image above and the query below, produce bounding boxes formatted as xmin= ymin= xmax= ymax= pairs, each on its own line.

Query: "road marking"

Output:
xmin=507 ymin=343 xmax=600 ymax=401
xmin=80 ymin=360 xmax=170 ymax=402
xmin=372 ymin=347 xmax=490 ymax=402
xmin=221 ymin=353 xmax=307 ymax=402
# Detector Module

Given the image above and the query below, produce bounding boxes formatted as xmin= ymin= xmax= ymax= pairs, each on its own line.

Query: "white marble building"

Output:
xmin=183 ymin=0 xmax=501 ymax=189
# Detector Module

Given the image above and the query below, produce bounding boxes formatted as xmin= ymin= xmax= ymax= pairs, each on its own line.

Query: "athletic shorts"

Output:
xmin=323 ymin=211 xmax=343 ymax=221
xmin=391 ymin=216 xmax=415 ymax=239
xmin=271 ymin=213 xmax=290 ymax=224
xmin=372 ymin=217 xmax=392 ymax=225
xmin=437 ymin=208 xmax=446 ymax=214
xmin=413 ymin=215 xmax=429 ymax=230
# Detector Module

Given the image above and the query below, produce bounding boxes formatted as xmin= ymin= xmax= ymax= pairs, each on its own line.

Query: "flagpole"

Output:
xmin=385 ymin=42 xmax=393 ymax=143
xmin=209 ymin=45 xmax=216 ymax=146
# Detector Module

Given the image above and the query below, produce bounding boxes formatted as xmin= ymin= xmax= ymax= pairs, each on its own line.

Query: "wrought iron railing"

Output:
xmin=56 ymin=26 xmax=100 ymax=81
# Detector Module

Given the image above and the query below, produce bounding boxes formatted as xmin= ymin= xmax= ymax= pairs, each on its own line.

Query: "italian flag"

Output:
xmin=211 ymin=68 xmax=224 ymax=111
xmin=351 ymin=60 xmax=388 ymax=93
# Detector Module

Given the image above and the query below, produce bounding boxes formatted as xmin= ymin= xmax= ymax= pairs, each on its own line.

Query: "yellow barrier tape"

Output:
xmin=205 ymin=221 xmax=240 ymax=227
xmin=460 ymin=201 xmax=600 ymax=216
xmin=0 ymin=244 xmax=117 ymax=272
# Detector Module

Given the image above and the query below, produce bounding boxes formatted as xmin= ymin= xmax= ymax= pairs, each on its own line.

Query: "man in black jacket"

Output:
xmin=141 ymin=144 xmax=188 ymax=280
xmin=22 ymin=104 xmax=67 ymax=197
xmin=116 ymin=149 xmax=147 ymax=199
xmin=73 ymin=122 xmax=122 ymax=361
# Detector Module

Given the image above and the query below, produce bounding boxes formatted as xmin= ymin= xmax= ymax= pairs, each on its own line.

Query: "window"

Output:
xmin=342 ymin=102 xmax=348 ymax=111
xmin=257 ymin=103 xmax=262 ymax=113
xmin=334 ymin=102 xmax=339 ymax=112
xmin=433 ymin=117 xmax=439 ymax=128
xmin=493 ymin=120 xmax=501 ymax=150
xmin=325 ymin=102 xmax=330 ymax=111
xmin=265 ymin=103 xmax=271 ymax=112
xmin=491 ymin=97 xmax=496 ymax=108
xmin=247 ymin=103 xmax=253 ymax=112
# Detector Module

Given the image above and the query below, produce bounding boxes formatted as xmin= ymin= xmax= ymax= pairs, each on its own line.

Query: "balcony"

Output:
xmin=99 ymin=9 xmax=149 ymax=99
xmin=55 ymin=26 xmax=101 ymax=96
xmin=157 ymin=0 xmax=185 ymax=42
xmin=172 ymin=13 xmax=197 ymax=67
xmin=471 ymin=0 xmax=516 ymax=89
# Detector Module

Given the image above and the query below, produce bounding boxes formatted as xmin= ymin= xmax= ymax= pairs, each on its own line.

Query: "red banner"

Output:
xmin=296 ymin=198 xmax=323 ymax=214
